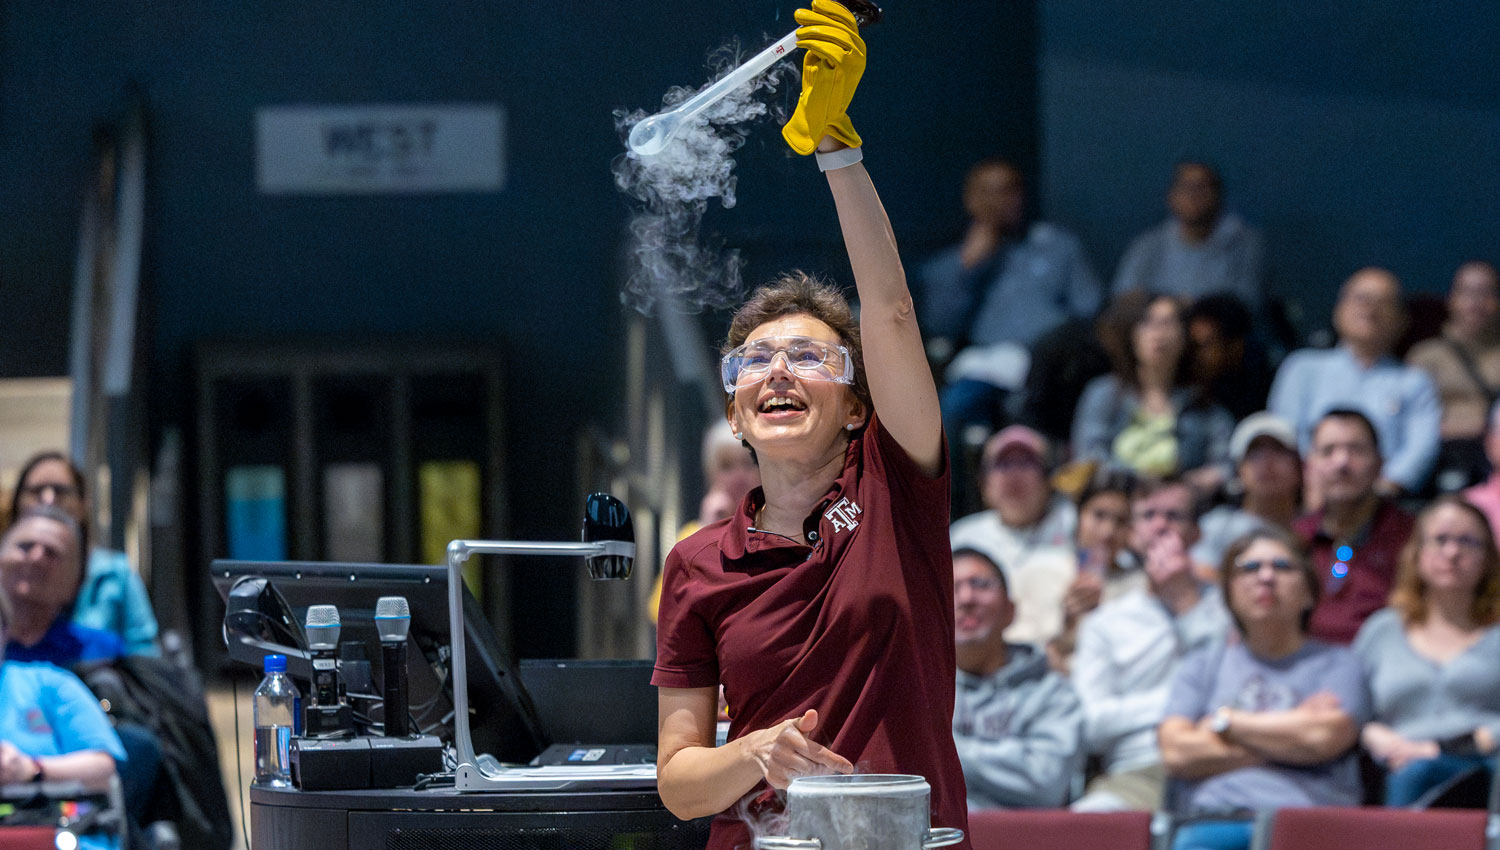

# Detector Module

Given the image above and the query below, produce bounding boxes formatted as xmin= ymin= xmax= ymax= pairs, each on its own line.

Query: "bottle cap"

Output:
xmin=263 ymin=653 xmax=287 ymax=673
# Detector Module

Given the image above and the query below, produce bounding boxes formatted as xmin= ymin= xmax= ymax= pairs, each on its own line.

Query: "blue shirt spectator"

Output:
xmin=6 ymin=617 xmax=124 ymax=666
xmin=920 ymin=221 xmax=1101 ymax=352
xmin=74 ymin=548 xmax=159 ymax=657
xmin=1269 ymin=269 xmax=1441 ymax=494
xmin=1112 ymin=161 xmax=1264 ymax=306
xmin=1270 ymin=346 xmax=1440 ymax=493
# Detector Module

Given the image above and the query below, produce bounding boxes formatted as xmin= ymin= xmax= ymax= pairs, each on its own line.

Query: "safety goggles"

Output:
xmin=721 ymin=336 xmax=854 ymax=394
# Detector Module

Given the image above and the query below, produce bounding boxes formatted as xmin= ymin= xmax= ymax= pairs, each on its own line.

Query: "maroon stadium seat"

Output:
xmin=1257 ymin=806 xmax=1487 ymax=850
xmin=967 ymin=808 xmax=1155 ymax=850
xmin=0 ymin=826 xmax=62 ymax=850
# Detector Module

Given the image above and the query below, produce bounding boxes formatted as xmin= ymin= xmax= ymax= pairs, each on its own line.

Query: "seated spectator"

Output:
xmin=1073 ymin=291 xmax=1234 ymax=490
xmin=1 ymin=506 xmax=123 ymax=665
xmin=1049 ymin=469 xmax=1144 ymax=673
xmin=688 ymin=427 xmax=761 ymax=534
xmin=1071 ymin=477 xmax=1230 ymax=812
xmin=952 ymin=547 xmax=1083 ymax=809
xmin=951 ymin=427 xmax=1077 ymax=643
xmin=1192 ymin=413 xmax=1302 ymax=569
xmin=1354 ymin=497 xmax=1500 ymax=805
xmin=1159 ymin=529 xmax=1366 ymax=850
xmin=1185 ymin=294 xmax=1273 ymax=422
xmin=11 ymin=451 xmax=159 ymax=656
xmin=0 ymin=587 xmax=126 ymax=850
xmin=1464 ymin=398 xmax=1500 ymax=540
xmin=1294 ymin=409 xmax=1416 ymax=644
xmin=1406 ymin=261 xmax=1500 ymax=491
xmin=917 ymin=159 xmax=1102 ymax=509
xmin=1269 ymin=267 xmax=1441 ymax=496
xmin=1113 ymin=160 xmax=1264 ymax=306
xmin=649 ymin=426 xmax=761 ymax=627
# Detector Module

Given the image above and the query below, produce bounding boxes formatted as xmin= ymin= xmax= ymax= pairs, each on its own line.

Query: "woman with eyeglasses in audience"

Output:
xmin=1158 ymin=528 xmax=1366 ymax=850
xmin=1353 ymin=496 xmax=1500 ymax=805
xmin=10 ymin=451 xmax=159 ymax=656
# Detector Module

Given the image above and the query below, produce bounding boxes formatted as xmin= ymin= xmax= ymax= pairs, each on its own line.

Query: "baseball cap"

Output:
xmin=982 ymin=425 xmax=1048 ymax=468
xmin=1229 ymin=412 xmax=1298 ymax=463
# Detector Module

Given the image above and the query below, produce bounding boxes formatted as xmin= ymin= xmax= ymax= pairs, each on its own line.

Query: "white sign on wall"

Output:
xmin=256 ymin=103 xmax=505 ymax=195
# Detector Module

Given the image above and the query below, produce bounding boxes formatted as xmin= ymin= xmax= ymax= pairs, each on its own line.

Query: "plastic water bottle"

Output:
xmin=253 ymin=654 xmax=298 ymax=787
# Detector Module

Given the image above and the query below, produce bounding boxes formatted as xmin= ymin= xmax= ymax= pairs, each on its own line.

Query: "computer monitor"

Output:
xmin=211 ymin=559 xmax=547 ymax=764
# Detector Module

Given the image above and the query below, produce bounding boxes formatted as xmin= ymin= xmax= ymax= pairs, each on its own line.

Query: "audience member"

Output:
xmin=952 ymin=426 xmax=1076 ymax=564
xmin=1185 ymin=293 xmax=1273 ymax=421
xmin=951 ymin=426 xmax=1077 ymax=644
xmin=1071 ymin=477 xmax=1230 ymax=812
xmin=1353 ymin=497 xmax=1500 ymax=805
xmin=1464 ymin=398 xmax=1500 ymax=540
xmin=1113 ymin=160 xmax=1264 ymax=306
xmin=952 ymin=547 xmax=1084 ymax=809
xmin=1 ymin=506 xmax=123 ymax=665
xmin=1048 ymin=469 xmax=1144 ymax=674
xmin=648 ymin=427 xmax=762 ymax=627
xmin=1406 ymin=261 xmax=1500 ymax=491
xmin=11 ymin=451 xmax=159 ymax=656
xmin=686 ymin=428 xmax=761 ymax=534
xmin=917 ymin=160 xmax=1103 ymax=510
xmin=1073 ymin=292 xmax=1234 ymax=489
xmin=1192 ymin=413 xmax=1301 ymax=569
xmin=0 ymin=587 xmax=125 ymax=850
xmin=1269 ymin=267 xmax=1441 ymax=495
xmin=1293 ymin=409 xmax=1415 ymax=645
xmin=1159 ymin=529 xmax=1366 ymax=850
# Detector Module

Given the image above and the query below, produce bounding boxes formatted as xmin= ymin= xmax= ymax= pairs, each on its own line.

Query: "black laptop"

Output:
xmin=519 ymin=659 xmax=658 ymax=766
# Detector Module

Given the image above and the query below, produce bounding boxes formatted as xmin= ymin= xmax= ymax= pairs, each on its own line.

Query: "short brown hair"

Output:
xmin=1218 ymin=526 xmax=1320 ymax=635
xmin=724 ymin=271 xmax=872 ymax=427
xmin=1391 ymin=496 xmax=1500 ymax=627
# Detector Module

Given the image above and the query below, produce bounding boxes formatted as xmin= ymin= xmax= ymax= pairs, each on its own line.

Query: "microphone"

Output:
xmin=305 ymin=605 xmax=341 ymax=706
xmin=375 ymin=596 xmax=412 ymax=738
xmin=582 ymin=493 xmax=635 ymax=580
xmin=303 ymin=604 xmax=352 ymax=738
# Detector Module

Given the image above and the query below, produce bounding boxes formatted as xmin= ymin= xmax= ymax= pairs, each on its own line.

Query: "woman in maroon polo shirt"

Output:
xmin=650 ymin=3 xmax=970 ymax=848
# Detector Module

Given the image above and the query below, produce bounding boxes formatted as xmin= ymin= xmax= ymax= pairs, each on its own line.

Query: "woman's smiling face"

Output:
xmin=726 ymin=314 xmax=864 ymax=464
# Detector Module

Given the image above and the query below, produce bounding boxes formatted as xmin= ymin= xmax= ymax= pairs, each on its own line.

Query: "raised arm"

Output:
xmin=826 ymin=151 xmax=942 ymax=474
xmin=783 ymin=0 xmax=942 ymax=474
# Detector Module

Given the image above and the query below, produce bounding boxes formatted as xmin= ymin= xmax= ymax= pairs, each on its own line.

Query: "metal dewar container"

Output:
xmin=754 ymin=774 xmax=964 ymax=850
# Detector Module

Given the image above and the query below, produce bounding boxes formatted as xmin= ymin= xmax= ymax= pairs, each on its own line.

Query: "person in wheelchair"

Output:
xmin=0 ymin=581 xmax=125 ymax=850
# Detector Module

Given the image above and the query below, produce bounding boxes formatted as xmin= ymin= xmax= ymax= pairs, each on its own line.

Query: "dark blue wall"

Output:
xmin=1039 ymin=0 xmax=1500 ymax=327
xmin=0 ymin=1 xmax=1035 ymax=655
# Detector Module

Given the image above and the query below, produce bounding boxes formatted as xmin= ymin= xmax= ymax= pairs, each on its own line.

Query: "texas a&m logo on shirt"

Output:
xmin=823 ymin=497 xmax=862 ymax=534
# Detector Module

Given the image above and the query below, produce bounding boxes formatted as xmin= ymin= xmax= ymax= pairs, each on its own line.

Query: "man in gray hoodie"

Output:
xmin=952 ymin=546 xmax=1084 ymax=809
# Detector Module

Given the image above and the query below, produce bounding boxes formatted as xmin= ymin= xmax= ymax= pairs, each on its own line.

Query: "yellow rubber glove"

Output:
xmin=781 ymin=0 xmax=866 ymax=156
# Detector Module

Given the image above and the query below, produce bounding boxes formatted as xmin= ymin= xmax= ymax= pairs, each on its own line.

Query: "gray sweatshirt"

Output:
xmin=954 ymin=643 xmax=1085 ymax=809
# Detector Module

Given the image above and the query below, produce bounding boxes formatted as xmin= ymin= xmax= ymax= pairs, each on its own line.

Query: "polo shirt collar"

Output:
xmin=720 ymin=441 xmax=858 ymax=569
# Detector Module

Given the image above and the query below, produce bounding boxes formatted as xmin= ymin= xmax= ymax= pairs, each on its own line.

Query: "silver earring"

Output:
xmin=845 ymin=423 xmax=856 ymax=431
xmin=734 ymin=432 xmax=744 ymax=440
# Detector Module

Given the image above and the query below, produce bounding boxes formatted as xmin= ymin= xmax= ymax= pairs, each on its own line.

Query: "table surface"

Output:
xmin=249 ymin=783 xmax=672 ymax=812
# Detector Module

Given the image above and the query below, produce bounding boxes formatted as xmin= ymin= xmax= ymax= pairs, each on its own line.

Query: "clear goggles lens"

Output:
xmin=721 ymin=336 xmax=854 ymax=394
